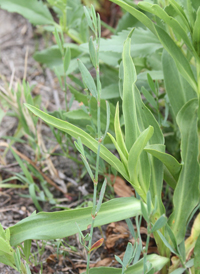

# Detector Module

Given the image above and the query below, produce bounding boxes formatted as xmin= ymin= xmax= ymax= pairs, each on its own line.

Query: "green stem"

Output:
xmin=86 ymin=15 xmax=102 ymax=274
xmin=86 ymin=217 xmax=95 ymax=274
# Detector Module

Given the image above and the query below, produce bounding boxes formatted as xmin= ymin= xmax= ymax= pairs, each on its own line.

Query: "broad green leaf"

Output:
xmin=128 ymin=126 xmax=154 ymax=200
xmin=98 ymin=28 xmax=162 ymax=57
xmin=193 ymin=7 xmax=200 ymax=57
xmin=144 ymin=144 xmax=182 ymax=181
xmin=133 ymin=86 xmax=165 ymax=215
xmin=122 ymin=29 xmax=139 ymax=151
xmin=25 ymin=104 xmax=129 ymax=181
xmin=81 ymin=254 xmax=169 ymax=274
xmin=194 ymin=235 xmax=200 ymax=273
xmin=162 ymin=50 xmax=197 ymax=117
xmin=10 ymin=197 xmax=140 ymax=246
xmin=0 ymin=0 xmax=54 ymax=25
xmin=168 ymin=99 xmax=200 ymax=244
xmin=138 ymin=2 xmax=194 ymax=51
xmin=77 ymin=59 xmax=97 ymax=98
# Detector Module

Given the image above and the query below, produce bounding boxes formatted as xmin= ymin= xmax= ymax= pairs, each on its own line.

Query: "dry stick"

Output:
xmin=0 ymin=141 xmax=66 ymax=194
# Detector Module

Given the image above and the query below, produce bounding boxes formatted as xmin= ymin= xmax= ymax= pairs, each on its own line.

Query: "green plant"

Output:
xmin=21 ymin=1 xmax=200 ymax=273
xmin=1 ymin=0 xmax=200 ymax=273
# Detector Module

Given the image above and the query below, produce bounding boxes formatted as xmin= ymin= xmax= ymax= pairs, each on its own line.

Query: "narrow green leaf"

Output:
xmin=80 ymin=154 xmax=94 ymax=181
xmin=193 ymin=7 xmax=200 ymax=56
xmin=96 ymin=178 xmax=107 ymax=214
xmin=83 ymin=6 xmax=95 ymax=32
xmin=63 ymin=48 xmax=71 ymax=73
xmin=114 ymin=102 xmax=128 ymax=159
xmin=141 ymin=201 xmax=149 ymax=222
xmin=123 ymin=242 xmax=134 ymax=267
xmin=29 ymin=184 xmax=42 ymax=212
xmin=89 ymin=37 xmax=97 ymax=67
xmin=126 ymin=218 xmax=136 ymax=238
xmin=169 ymin=268 xmax=186 ymax=274
xmin=186 ymin=259 xmax=194 ymax=268
xmin=147 ymin=191 xmax=152 ymax=216
xmin=102 ymin=101 xmax=110 ymax=140
xmin=68 ymin=85 xmax=88 ymax=106
xmin=107 ymin=133 xmax=128 ymax=169
xmin=91 ymin=5 xmax=97 ymax=31
xmin=151 ymin=215 xmax=168 ymax=233
xmin=122 ymin=28 xmax=139 ymax=151
xmin=110 ymin=0 xmax=197 ymax=91
xmin=187 ymin=0 xmax=195 ymax=27
xmin=162 ymin=50 xmax=197 ymax=117
xmin=115 ymin=255 xmax=124 ymax=267
xmin=155 ymin=26 xmax=197 ymax=91
xmin=10 ymin=197 xmax=141 ymax=246
xmin=157 ymin=231 xmax=178 ymax=255
xmin=141 ymin=87 xmax=157 ymax=109
xmin=81 ymin=254 xmax=169 ymax=274
xmin=168 ymin=0 xmax=191 ymax=31
xmin=168 ymin=99 xmax=200 ymax=244
xmin=77 ymin=59 xmax=97 ymax=98
xmin=54 ymin=28 xmax=63 ymax=55
xmin=138 ymin=2 xmax=194 ymax=51
xmin=128 ymin=126 xmax=154 ymax=200
xmin=109 ymin=0 xmax=156 ymax=35
xmin=23 ymin=240 xmax=31 ymax=262
xmin=165 ymin=224 xmax=178 ymax=253
xmin=144 ymin=144 xmax=182 ymax=181
xmin=25 ymin=104 xmax=129 ymax=181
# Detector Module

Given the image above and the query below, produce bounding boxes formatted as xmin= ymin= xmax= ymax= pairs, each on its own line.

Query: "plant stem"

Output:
xmin=86 ymin=12 xmax=102 ymax=274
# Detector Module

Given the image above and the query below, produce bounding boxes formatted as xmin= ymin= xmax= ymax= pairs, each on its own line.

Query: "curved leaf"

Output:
xmin=82 ymin=254 xmax=169 ymax=274
xmin=144 ymin=144 xmax=182 ymax=181
xmin=122 ymin=28 xmax=139 ymax=151
xmin=25 ymin=104 xmax=129 ymax=181
xmin=128 ymin=126 xmax=154 ymax=200
xmin=10 ymin=197 xmax=140 ymax=246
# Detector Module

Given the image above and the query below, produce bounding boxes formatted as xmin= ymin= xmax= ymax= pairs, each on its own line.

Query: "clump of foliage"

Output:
xmin=0 ymin=0 xmax=200 ymax=273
